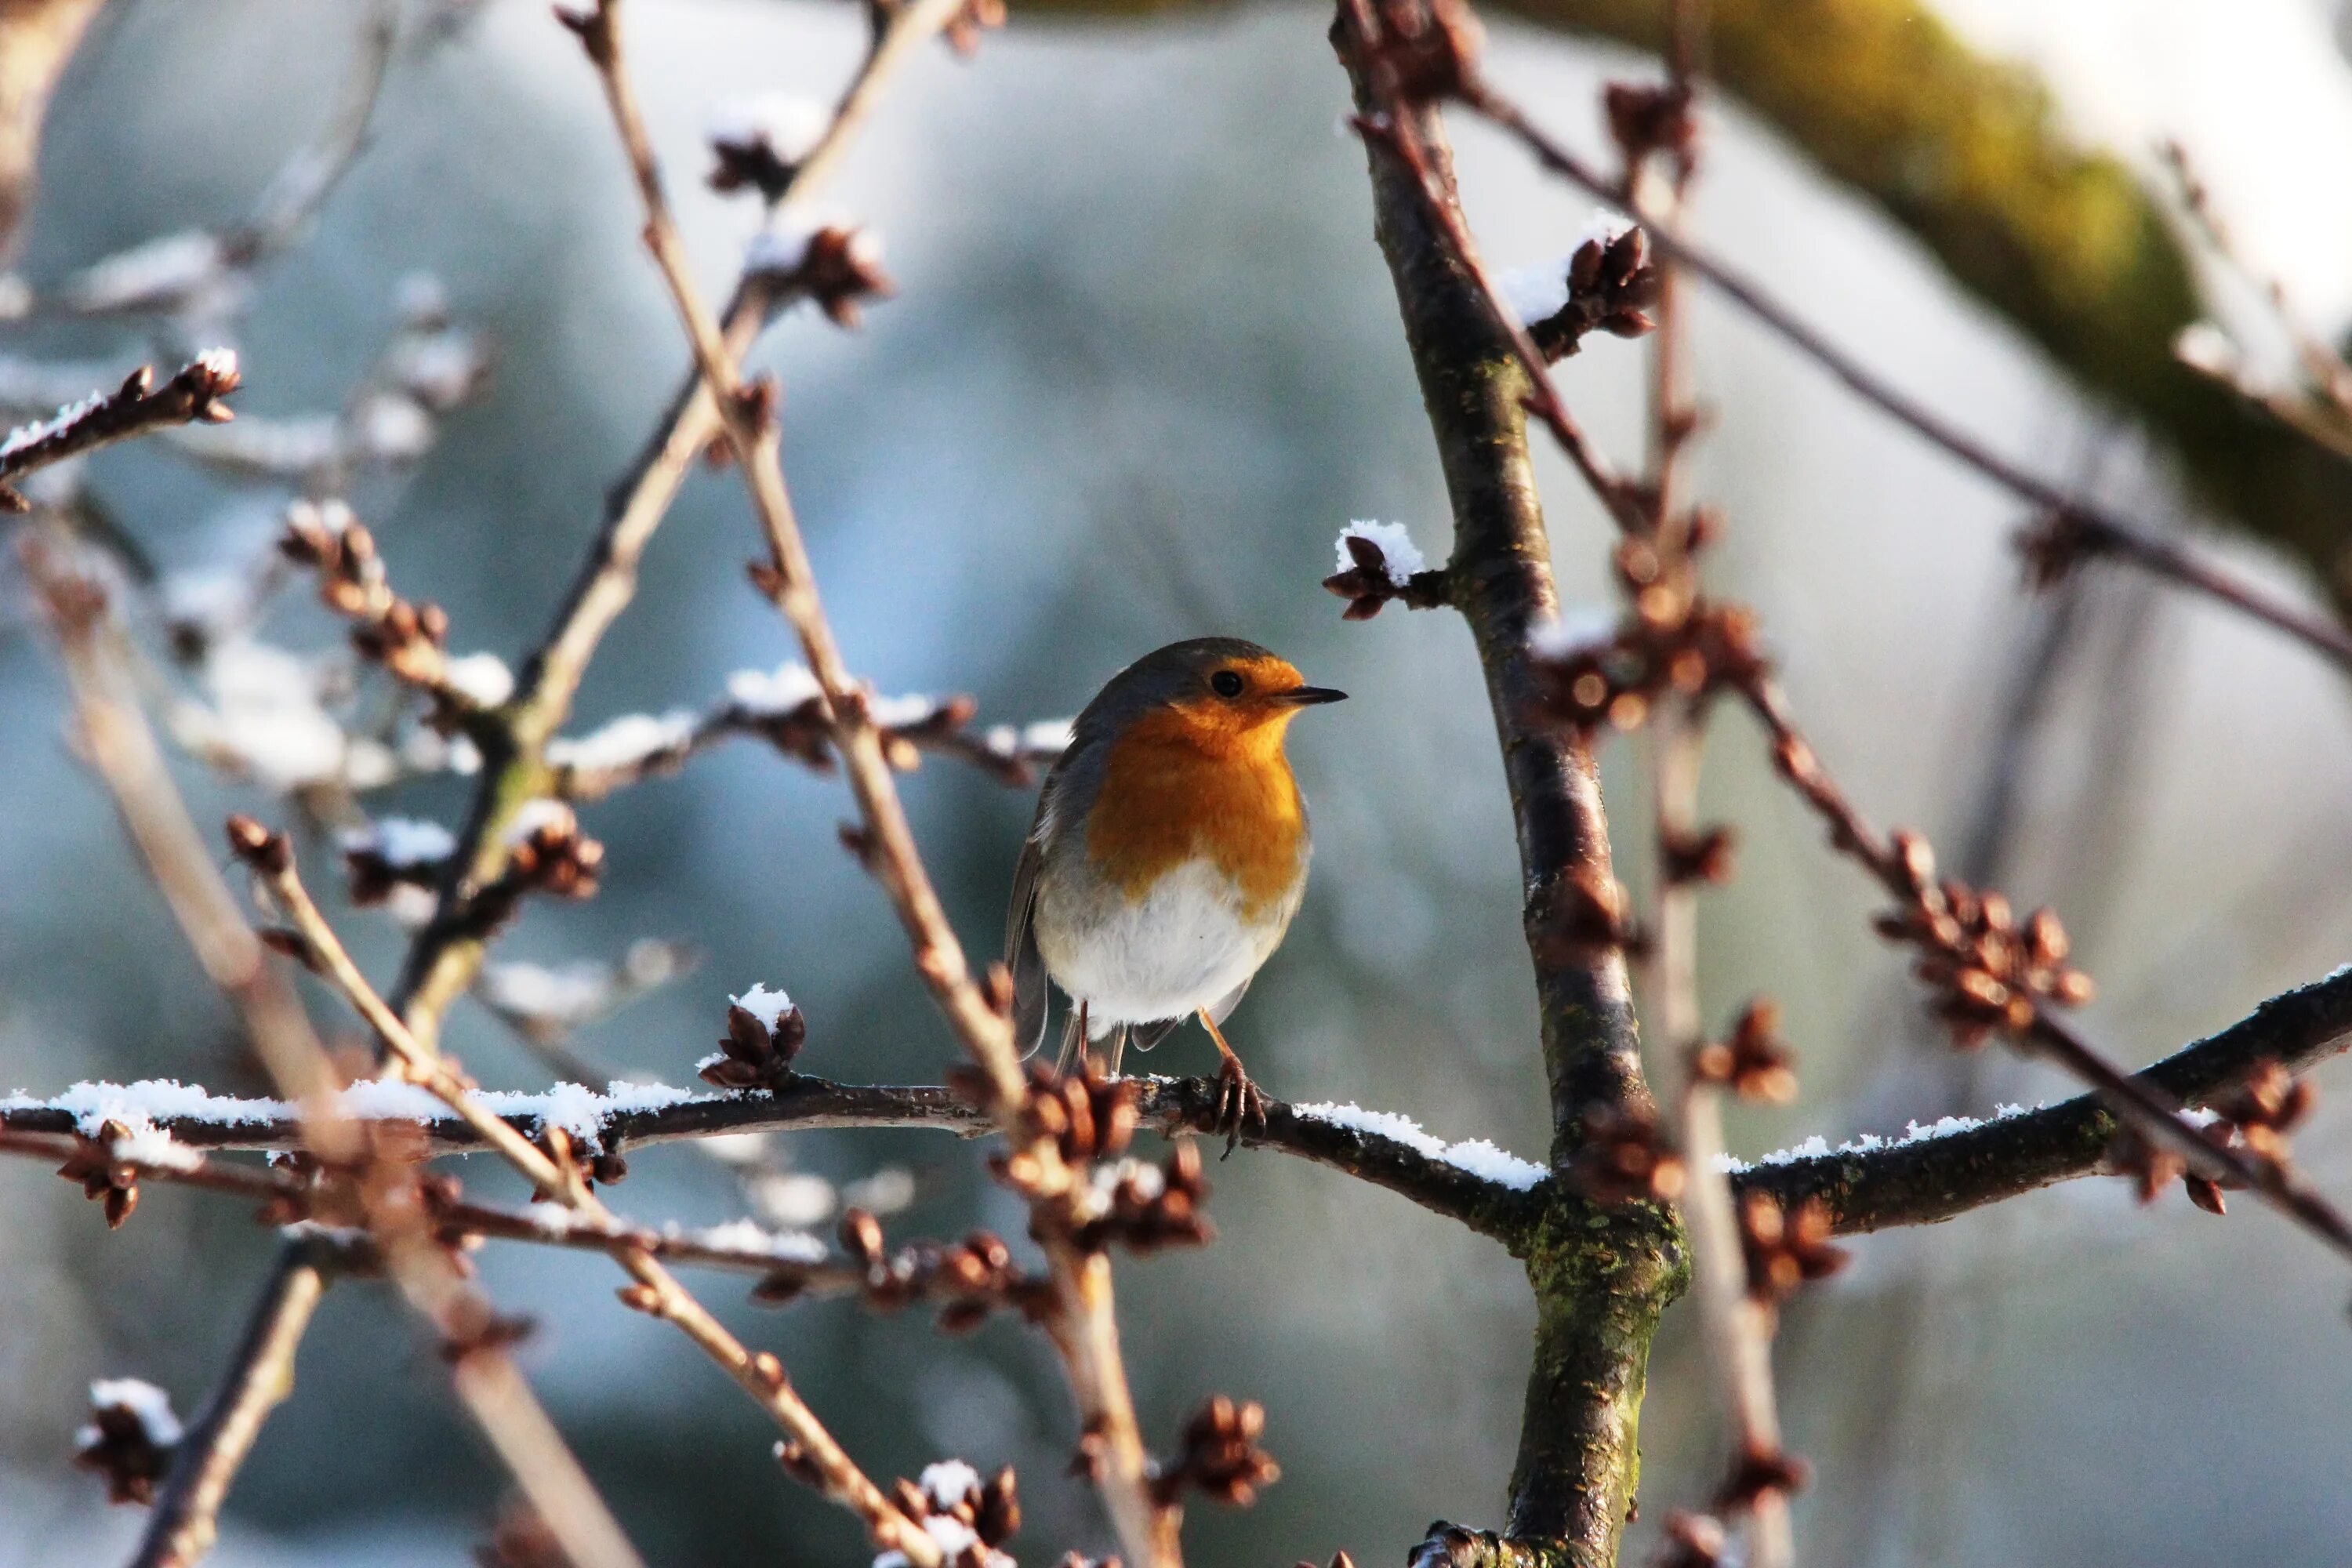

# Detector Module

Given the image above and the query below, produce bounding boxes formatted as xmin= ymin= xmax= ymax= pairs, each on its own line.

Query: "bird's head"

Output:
xmin=1105 ymin=637 xmax=1346 ymax=756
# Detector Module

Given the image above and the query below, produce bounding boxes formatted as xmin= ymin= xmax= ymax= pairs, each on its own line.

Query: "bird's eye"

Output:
xmin=1210 ymin=670 xmax=1246 ymax=699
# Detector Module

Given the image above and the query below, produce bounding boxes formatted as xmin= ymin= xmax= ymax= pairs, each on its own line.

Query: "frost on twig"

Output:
xmin=548 ymin=661 xmax=1071 ymax=798
xmin=0 ymin=353 xmax=241 ymax=510
xmin=1323 ymin=521 xmax=1448 ymax=619
xmin=165 ymin=283 xmax=490 ymax=489
xmin=1497 ymin=209 xmax=1660 ymax=363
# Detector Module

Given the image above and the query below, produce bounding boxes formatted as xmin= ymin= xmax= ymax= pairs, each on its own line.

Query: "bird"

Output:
xmin=1004 ymin=637 xmax=1345 ymax=1149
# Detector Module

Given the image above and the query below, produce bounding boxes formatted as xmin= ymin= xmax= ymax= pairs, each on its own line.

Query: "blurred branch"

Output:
xmin=0 ymin=0 xmax=105 ymax=262
xmin=1630 ymin=37 xmax=1798 ymax=1562
xmin=18 ymin=544 xmax=642 ymax=1568
xmin=548 ymin=688 xmax=1069 ymax=801
xmin=129 ymin=1237 xmax=340 ymax=1568
xmin=25 ymin=2 xmax=396 ymax=323
xmin=230 ymin=819 xmax=946 ymax=1566
xmin=0 ymin=354 xmax=242 ymax=509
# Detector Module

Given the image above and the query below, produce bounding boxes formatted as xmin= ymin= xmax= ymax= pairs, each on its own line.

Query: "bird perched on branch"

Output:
xmin=1004 ymin=637 xmax=1345 ymax=1149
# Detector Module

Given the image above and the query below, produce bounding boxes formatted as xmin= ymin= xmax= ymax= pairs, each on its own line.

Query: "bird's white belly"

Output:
xmin=1036 ymin=857 xmax=1282 ymax=1032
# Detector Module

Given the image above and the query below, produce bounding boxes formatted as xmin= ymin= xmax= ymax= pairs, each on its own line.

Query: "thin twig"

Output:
xmin=131 ymin=1238 xmax=341 ymax=1568
xmin=238 ymin=823 xmax=943 ymax=1564
xmin=1628 ymin=32 xmax=1795 ymax=1560
xmin=570 ymin=5 xmax=1183 ymax=1555
xmin=19 ymin=543 xmax=643 ymax=1568
xmin=1454 ymin=78 xmax=2352 ymax=675
xmin=0 ymin=354 xmax=241 ymax=509
xmin=1737 ymin=678 xmax=2352 ymax=1265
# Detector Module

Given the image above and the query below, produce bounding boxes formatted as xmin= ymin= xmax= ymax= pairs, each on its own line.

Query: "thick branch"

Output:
xmin=1334 ymin=9 xmax=1679 ymax=1561
xmin=1735 ymin=963 xmax=2352 ymax=1232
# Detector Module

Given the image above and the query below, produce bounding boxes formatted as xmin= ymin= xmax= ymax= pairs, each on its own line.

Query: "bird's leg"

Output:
xmin=1054 ymin=1000 xmax=1089 ymax=1079
xmin=1196 ymin=1008 xmax=1266 ymax=1158
xmin=1105 ymin=1024 xmax=1127 ymax=1079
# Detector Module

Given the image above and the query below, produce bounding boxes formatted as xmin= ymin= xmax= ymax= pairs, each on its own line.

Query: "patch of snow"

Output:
xmin=730 ymin=983 xmax=794 ymax=1031
xmin=1497 ymin=208 xmax=1637 ymax=326
xmin=866 ymin=692 xmax=938 ymax=729
xmin=83 ymin=1378 xmax=182 ymax=1448
xmin=501 ymin=799 xmax=575 ymax=846
xmin=522 ymin=1202 xmax=577 ymax=1236
xmin=546 ymin=710 xmax=698 ymax=771
xmin=1718 ymin=1102 xmax=2040 ymax=1173
xmin=685 ymin=1218 xmax=829 ymax=1263
xmin=707 ymin=93 xmax=829 ymax=164
xmin=477 ymin=960 xmax=612 ymax=1025
xmin=1334 ymin=520 xmax=1425 ymax=586
xmin=108 ymin=1122 xmax=203 ymax=1173
xmin=746 ymin=211 xmax=881 ymax=277
xmin=441 ymin=652 xmax=514 ymax=707
xmin=726 ymin=661 xmax=824 ymax=716
xmin=1527 ymin=607 xmax=1621 ymax=660
xmin=178 ymin=638 xmax=348 ymax=791
xmin=918 ymin=1460 xmax=983 ymax=1508
xmin=342 ymin=816 xmax=456 ymax=869
xmin=875 ymin=1515 xmax=1004 ymax=1568
xmin=1292 ymin=1100 xmax=1548 ymax=1191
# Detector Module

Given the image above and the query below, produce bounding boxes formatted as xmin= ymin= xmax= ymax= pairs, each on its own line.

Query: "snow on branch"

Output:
xmin=0 ymin=354 xmax=241 ymax=509
xmin=546 ymin=662 xmax=1073 ymax=799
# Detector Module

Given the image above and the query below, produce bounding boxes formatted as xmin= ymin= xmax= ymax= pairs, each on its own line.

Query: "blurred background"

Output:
xmin=3 ymin=0 xmax=2352 ymax=1563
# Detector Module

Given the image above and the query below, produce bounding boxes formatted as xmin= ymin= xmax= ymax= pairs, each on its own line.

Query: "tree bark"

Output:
xmin=1335 ymin=15 xmax=1685 ymax=1561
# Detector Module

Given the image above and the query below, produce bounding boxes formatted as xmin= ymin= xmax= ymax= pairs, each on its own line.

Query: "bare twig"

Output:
xmin=1451 ymin=78 xmax=2352 ymax=675
xmin=233 ymin=822 xmax=942 ymax=1564
xmin=1624 ymin=31 xmax=1797 ymax=1562
xmin=19 ymin=544 xmax=641 ymax=1568
xmin=567 ymin=4 xmax=1180 ymax=1561
xmin=0 ymin=354 xmax=241 ymax=509
xmin=131 ymin=1237 xmax=341 ymax=1568
xmin=1737 ymin=678 xmax=2352 ymax=1265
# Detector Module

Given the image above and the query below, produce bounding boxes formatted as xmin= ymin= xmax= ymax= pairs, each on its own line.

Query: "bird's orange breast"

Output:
xmin=1083 ymin=708 xmax=1306 ymax=919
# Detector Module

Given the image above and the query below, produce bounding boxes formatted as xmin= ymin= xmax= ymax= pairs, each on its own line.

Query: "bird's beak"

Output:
xmin=1276 ymin=684 xmax=1348 ymax=706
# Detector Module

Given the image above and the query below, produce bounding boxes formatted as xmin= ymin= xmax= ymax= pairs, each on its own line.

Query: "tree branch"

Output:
xmin=1332 ymin=7 xmax=1680 ymax=1560
xmin=1454 ymin=82 xmax=2352 ymax=677
xmin=0 ymin=354 xmax=241 ymax=509
xmin=1734 ymin=962 xmax=2352 ymax=1232
xmin=129 ymin=1237 xmax=340 ymax=1568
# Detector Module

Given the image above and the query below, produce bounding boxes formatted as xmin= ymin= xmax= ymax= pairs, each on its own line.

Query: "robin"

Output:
xmin=1004 ymin=637 xmax=1346 ymax=1147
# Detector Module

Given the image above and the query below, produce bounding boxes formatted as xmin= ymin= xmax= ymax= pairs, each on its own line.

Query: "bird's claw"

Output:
xmin=1213 ymin=1056 xmax=1266 ymax=1160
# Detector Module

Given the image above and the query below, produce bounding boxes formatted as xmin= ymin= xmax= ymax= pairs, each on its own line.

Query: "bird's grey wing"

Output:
xmin=1128 ymin=972 xmax=1249 ymax=1054
xmin=1127 ymin=1015 xmax=1184 ymax=1054
xmin=1205 ymin=972 xmax=1253 ymax=1026
xmin=1005 ymin=826 xmax=1051 ymax=1059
